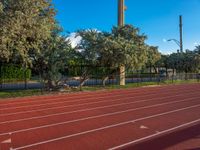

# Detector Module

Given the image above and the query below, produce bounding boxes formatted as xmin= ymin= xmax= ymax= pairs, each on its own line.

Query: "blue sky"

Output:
xmin=52 ymin=0 xmax=200 ymax=54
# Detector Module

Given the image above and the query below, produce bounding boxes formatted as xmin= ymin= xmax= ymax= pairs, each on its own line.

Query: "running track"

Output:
xmin=0 ymin=83 xmax=200 ymax=150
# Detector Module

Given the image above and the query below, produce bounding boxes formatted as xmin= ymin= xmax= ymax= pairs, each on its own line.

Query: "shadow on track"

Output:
xmin=122 ymin=123 xmax=200 ymax=150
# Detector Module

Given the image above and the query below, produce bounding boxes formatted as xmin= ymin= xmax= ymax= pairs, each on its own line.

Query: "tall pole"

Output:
xmin=118 ymin=0 xmax=124 ymax=26
xmin=118 ymin=0 xmax=125 ymax=86
xmin=179 ymin=15 xmax=183 ymax=53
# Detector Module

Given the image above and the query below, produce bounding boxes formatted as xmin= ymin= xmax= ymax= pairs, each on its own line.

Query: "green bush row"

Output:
xmin=0 ymin=65 xmax=31 ymax=80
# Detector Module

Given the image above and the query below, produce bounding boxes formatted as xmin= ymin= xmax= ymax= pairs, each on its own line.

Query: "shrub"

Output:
xmin=0 ymin=65 xmax=31 ymax=81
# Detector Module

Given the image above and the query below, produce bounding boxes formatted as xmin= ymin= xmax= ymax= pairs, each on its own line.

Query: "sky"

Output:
xmin=52 ymin=0 xmax=200 ymax=54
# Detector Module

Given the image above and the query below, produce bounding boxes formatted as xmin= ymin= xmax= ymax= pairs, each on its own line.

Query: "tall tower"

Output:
xmin=179 ymin=15 xmax=183 ymax=53
xmin=118 ymin=0 xmax=125 ymax=26
xmin=118 ymin=0 xmax=126 ymax=86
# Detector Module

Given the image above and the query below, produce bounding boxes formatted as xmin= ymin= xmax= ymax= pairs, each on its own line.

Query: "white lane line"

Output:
xmin=0 ymin=96 xmax=199 ymax=137
xmin=1 ymin=138 xmax=12 ymax=144
xmin=1 ymin=83 xmax=199 ymax=106
xmin=0 ymin=93 xmax=135 ymax=111
xmin=0 ymin=92 xmax=198 ymax=124
xmin=0 ymin=90 xmax=136 ymax=107
xmin=0 ymin=85 xmax=197 ymax=109
xmin=0 ymin=88 xmax=197 ymax=117
xmin=0 ymin=84 xmax=178 ymax=106
xmin=0 ymin=86 xmax=162 ymax=107
xmin=12 ymin=104 xmax=200 ymax=150
xmin=140 ymin=125 xmax=149 ymax=129
xmin=108 ymin=119 xmax=200 ymax=150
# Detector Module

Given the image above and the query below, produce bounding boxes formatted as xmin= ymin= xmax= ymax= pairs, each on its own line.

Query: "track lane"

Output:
xmin=0 ymin=83 xmax=167 ymax=104
xmin=10 ymin=103 xmax=200 ymax=150
xmin=3 ymin=97 xmax=200 ymax=149
xmin=0 ymin=91 xmax=199 ymax=135
xmin=0 ymin=84 xmax=199 ymax=150
xmin=0 ymin=85 xmax=198 ymax=117
xmin=0 ymin=88 xmax=198 ymax=123
xmin=109 ymin=109 xmax=200 ymax=150
xmin=0 ymin=83 xmax=199 ymax=108
xmin=1 ymin=84 xmax=196 ymax=113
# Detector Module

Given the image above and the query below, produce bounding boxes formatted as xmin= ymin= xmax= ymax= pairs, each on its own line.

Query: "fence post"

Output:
xmin=137 ymin=70 xmax=139 ymax=86
xmin=95 ymin=66 xmax=98 ymax=86
xmin=0 ymin=63 xmax=2 ymax=90
xmin=79 ymin=64 xmax=83 ymax=91
xmin=23 ymin=63 xmax=28 ymax=90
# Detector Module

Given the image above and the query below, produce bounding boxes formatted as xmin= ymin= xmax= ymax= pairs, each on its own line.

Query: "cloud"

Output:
xmin=194 ymin=42 xmax=199 ymax=46
xmin=67 ymin=29 xmax=101 ymax=48
xmin=67 ymin=33 xmax=82 ymax=48
xmin=162 ymin=38 xmax=167 ymax=43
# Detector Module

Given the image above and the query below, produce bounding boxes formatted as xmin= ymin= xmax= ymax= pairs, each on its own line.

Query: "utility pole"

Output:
xmin=118 ymin=0 xmax=126 ymax=86
xmin=179 ymin=15 xmax=183 ymax=53
xmin=118 ymin=0 xmax=125 ymax=26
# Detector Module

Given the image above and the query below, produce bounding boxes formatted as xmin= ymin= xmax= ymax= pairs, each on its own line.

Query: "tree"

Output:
xmin=111 ymin=25 xmax=148 ymax=70
xmin=31 ymin=28 xmax=73 ymax=90
xmin=0 ymin=0 xmax=56 ymax=63
xmin=160 ymin=48 xmax=200 ymax=74
xmin=156 ymin=54 xmax=169 ymax=74
xmin=76 ymin=25 xmax=148 ymax=86
xmin=146 ymin=46 xmax=161 ymax=73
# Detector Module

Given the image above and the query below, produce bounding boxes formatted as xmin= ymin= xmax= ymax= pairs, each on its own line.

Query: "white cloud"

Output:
xmin=194 ymin=42 xmax=199 ymax=46
xmin=67 ymin=29 xmax=101 ymax=48
xmin=67 ymin=33 xmax=82 ymax=48
xmin=162 ymin=38 xmax=167 ymax=43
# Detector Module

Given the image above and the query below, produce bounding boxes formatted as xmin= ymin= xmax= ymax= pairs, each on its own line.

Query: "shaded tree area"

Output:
xmin=157 ymin=48 xmax=200 ymax=74
xmin=75 ymin=25 xmax=160 ymax=87
xmin=31 ymin=28 xmax=73 ymax=90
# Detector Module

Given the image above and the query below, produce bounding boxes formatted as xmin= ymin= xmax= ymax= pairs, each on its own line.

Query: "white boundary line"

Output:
xmin=0 ymin=84 xmax=198 ymax=108
xmin=0 ymin=94 xmax=182 ymax=124
xmin=0 ymin=96 xmax=199 ymax=136
xmin=0 ymin=84 xmax=168 ymax=106
xmin=1 ymin=82 xmax=187 ymax=104
xmin=108 ymin=119 xmax=200 ymax=150
xmin=0 ymin=91 xmax=199 ymax=124
xmin=11 ymin=104 xmax=200 ymax=150
xmin=0 ymin=88 xmax=197 ymax=116
xmin=0 ymin=85 xmax=191 ymax=110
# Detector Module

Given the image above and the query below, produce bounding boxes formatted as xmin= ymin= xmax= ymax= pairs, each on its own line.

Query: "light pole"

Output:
xmin=168 ymin=15 xmax=183 ymax=53
xmin=167 ymin=39 xmax=181 ymax=53
xmin=179 ymin=15 xmax=183 ymax=53
xmin=118 ymin=0 xmax=126 ymax=86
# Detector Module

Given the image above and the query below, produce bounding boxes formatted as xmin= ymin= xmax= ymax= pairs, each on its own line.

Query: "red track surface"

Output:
xmin=0 ymin=83 xmax=200 ymax=150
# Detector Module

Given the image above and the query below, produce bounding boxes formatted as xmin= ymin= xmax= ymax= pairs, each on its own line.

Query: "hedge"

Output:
xmin=0 ymin=65 xmax=31 ymax=81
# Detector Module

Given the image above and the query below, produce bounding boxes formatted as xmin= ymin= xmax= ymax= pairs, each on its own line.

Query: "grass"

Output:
xmin=0 ymin=89 xmax=43 ymax=99
xmin=0 ymin=79 xmax=199 ymax=99
xmin=80 ymin=79 xmax=199 ymax=91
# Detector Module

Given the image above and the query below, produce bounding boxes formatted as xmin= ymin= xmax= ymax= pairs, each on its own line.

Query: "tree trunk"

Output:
xmin=119 ymin=65 xmax=125 ymax=86
xmin=153 ymin=66 xmax=158 ymax=74
xmin=79 ymin=77 xmax=89 ymax=90
xmin=102 ymin=76 xmax=109 ymax=87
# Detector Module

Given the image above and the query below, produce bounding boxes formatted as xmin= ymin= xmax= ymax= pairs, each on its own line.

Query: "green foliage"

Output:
xmin=146 ymin=46 xmax=161 ymax=66
xmin=77 ymin=25 xmax=149 ymax=69
xmin=1 ymin=65 xmax=31 ymax=80
xmin=75 ymin=25 xmax=160 ymax=86
xmin=0 ymin=0 xmax=56 ymax=63
xmin=158 ymin=47 xmax=200 ymax=73
xmin=32 ymin=28 xmax=73 ymax=89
